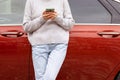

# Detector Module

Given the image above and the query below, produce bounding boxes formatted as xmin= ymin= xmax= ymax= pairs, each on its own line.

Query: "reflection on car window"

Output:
xmin=0 ymin=0 xmax=11 ymax=14
xmin=0 ymin=0 xmax=120 ymax=24
xmin=0 ymin=0 xmax=26 ymax=24
xmin=113 ymin=0 xmax=120 ymax=3
xmin=69 ymin=0 xmax=111 ymax=23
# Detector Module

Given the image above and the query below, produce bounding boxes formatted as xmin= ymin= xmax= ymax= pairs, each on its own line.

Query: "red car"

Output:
xmin=1 ymin=0 xmax=120 ymax=80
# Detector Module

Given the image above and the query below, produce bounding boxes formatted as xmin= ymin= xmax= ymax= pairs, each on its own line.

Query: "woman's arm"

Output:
xmin=54 ymin=0 xmax=75 ymax=31
xmin=23 ymin=0 xmax=46 ymax=33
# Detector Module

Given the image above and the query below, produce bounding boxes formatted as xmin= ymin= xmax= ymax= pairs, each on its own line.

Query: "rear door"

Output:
xmin=57 ymin=25 xmax=120 ymax=80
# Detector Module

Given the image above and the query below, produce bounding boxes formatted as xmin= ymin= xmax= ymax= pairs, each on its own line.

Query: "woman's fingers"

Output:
xmin=42 ymin=11 xmax=57 ymax=20
xmin=50 ymin=12 xmax=57 ymax=20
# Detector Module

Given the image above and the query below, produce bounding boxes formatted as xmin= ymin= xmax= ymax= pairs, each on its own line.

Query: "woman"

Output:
xmin=23 ymin=0 xmax=75 ymax=80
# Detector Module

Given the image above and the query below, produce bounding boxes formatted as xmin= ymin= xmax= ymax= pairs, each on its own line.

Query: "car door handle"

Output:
xmin=98 ymin=30 xmax=120 ymax=38
xmin=0 ymin=30 xmax=24 ymax=38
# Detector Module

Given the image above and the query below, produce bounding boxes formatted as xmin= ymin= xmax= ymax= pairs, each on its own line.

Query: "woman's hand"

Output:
xmin=49 ymin=12 xmax=57 ymax=20
xmin=43 ymin=11 xmax=57 ymax=20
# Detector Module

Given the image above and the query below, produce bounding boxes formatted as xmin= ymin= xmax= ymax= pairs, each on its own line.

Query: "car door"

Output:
xmin=57 ymin=25 xmax=120 ymax=80
xmin=0 ymin=25 xmax=31 ymax=80
xmin=0 ymin=0 xmax=31 ymax=80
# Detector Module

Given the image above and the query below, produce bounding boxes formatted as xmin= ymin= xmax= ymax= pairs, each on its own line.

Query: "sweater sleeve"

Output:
xmin=22 ymin=0 xmax=46 ymax=33
xmin=53 ymin=0 xmax=75 ymax=31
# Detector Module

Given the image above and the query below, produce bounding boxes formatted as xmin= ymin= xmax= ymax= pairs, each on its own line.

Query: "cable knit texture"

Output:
xmin=23 ymin=0 xmax=75 ymax=45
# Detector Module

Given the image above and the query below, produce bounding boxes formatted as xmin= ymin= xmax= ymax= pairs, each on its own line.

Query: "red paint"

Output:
xmin=0 ymin=26 xmax=31 ymax=80
xmin=0 ymin=25 xmax=120 ymax=80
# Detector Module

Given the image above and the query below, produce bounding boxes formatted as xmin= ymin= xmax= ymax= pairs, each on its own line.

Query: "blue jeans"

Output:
xmin=32 ymin=43 xmax=68 ymax=80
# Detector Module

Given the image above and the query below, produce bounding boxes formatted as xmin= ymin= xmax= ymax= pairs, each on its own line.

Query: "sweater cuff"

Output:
xmin=39 ymin=16 xmax=47 ymax=23
xmin=53 ymin=15 xmax=63 ymax=23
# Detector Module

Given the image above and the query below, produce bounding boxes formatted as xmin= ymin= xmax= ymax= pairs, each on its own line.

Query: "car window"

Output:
xmin=0 ymin=0 xmax=26 ymax=24
xmin=69 ymin=0 xmax=111 ymax=23
xmin=0 ymin=0 xmax=120 ymax=24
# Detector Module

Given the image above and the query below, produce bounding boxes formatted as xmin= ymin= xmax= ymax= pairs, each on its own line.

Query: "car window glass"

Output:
xmin=69 ymin=0 xmax=111 ymax=23
xmin=0 ymin=0 xmax=120 ymax=24
xmin=0 ymin=0 xmax=26 ymax=24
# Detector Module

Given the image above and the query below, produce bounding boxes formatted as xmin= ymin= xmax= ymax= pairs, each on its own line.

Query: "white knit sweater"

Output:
xmin=23 ymin=0 xmax=75 ymax=45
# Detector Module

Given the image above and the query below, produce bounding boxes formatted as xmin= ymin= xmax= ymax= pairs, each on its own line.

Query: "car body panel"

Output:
xmin=0 ymin=25 xmax=31 ymax=80
xmin=0 ymin=25 xmax=120 ymax=80
xmin=56 ymin=25 xmax=120 ymax=80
